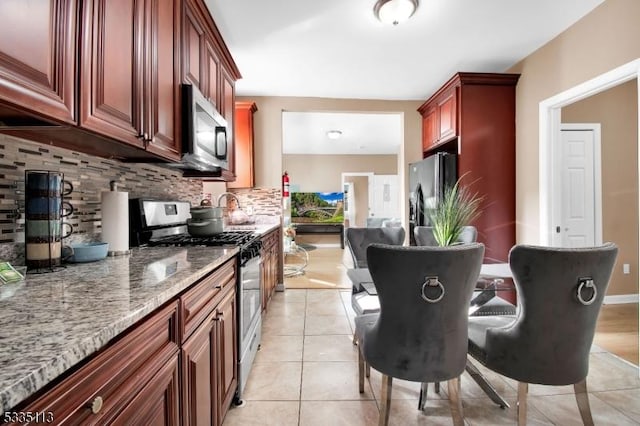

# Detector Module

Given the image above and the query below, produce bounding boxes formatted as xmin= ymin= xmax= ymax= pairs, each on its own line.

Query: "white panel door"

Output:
xmin=560 ymin=129 xmax=596 ymax=247
xmin=371 ymin=175 xmax=399 ymax=219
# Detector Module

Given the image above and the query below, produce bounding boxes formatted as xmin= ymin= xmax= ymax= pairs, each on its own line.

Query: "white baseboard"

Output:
xmin=307 ymin=243 xmax=342 ymax=248
xmin=603 ymin=294 xmax=639 ymax=304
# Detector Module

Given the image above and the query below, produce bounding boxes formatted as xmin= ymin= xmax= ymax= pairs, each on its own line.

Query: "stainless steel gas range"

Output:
xmin=129 ymin=199 xmax=262 ymax=402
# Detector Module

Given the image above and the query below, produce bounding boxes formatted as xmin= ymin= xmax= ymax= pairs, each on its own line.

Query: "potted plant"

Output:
xmin=429 ymin=176 xmax=484 ymax=246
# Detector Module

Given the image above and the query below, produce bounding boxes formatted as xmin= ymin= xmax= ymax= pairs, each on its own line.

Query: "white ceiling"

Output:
xmin=205 ymin=0 xmax=605 ymax=154
xmin=282 ymin=111 xmax=402 ymax=155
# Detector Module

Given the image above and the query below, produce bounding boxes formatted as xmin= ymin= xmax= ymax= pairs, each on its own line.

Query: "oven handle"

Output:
xmin=241 ymin=254 xmax=262 ymax=270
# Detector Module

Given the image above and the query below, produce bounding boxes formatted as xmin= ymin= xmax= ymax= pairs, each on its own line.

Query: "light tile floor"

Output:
xmin=224 ymin=289 xmax=640 ymax=425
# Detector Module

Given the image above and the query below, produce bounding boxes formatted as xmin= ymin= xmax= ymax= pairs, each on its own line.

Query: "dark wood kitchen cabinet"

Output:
xmin=0 ymin=0 xmax=77 ymax=124
xmin=10 ymin=258 xmax=239 ymax=426
xmin=261 ymin=228 xmax=280 ymax=311
xmin=180 ymin=0 xmax=241 ymax=181
xmin=418 ymin=72 xmax=520 ymax=264
xmin=13 ymin=301 xmax=180 ymax=425
xmin=228 ymin=101 xmax=257 ymax=189
xmin=215 ymin=286 xmax=238 ymax=423
xmin=80 ymin=0 xmax=180 ymax=160
xmin=180 ymin=258 xmax=237 ymax=426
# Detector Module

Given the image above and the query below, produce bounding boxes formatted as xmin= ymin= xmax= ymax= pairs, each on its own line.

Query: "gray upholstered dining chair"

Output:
xmin=467 ymin=243 xmax=618 ymax=425
xmin=346 ymin=227 xmax=406 ymax=271
xmin=355 ymin=243 xmax=485 ymax=426
xmin=345 ymin=227 xmax=405 ymax=340
xmin=413 ymin=225 xmax=477 ymax=246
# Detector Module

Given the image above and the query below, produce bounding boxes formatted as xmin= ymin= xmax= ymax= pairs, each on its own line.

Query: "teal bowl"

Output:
xmin=63 ymin=242 xmax=109 ymax=263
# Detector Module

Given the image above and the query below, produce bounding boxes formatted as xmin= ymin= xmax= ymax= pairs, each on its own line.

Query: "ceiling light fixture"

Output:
xmin=374 ymin=0 xmax=418 ymax=26
xmin=326 ymin=130 xmax=343 ymax=140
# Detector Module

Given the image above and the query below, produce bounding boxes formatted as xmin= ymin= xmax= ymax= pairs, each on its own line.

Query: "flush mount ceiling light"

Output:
xmin=374 ymin=0 xmax=419 ymax=26
xmin=326 ymin=130 xmax=343 ymax=140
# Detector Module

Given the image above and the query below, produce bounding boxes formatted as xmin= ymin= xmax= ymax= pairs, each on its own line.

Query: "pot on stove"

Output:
xmin=190 ymin=206 xmax=224 ymax=221
xmin=187 ymin=217 xmax=224 ymax=236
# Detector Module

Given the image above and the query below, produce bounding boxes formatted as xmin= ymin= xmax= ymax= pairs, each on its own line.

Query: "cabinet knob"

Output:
xmin=88 ymin=396 xmax=103 ymax=414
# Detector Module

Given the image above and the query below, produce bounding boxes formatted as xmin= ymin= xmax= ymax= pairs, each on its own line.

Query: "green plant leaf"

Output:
xmin=427 ymin=175 xmax=484 ymax=246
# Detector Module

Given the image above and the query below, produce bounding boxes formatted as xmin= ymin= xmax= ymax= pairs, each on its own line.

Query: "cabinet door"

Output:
xmin=80 ymin=0 xmax=144 ymax=148
xmin=438 ymin=89 xmax=457 ymax=142
xmin=112 ymin=352 xmax=180 ymax=426
xmin=145 ymin=0 xmax=180 ymax=161
xmin=220 ymin=67 xmax=236 ymax=177
xmin=203 ymin=39 xmax=220 ymax=104
xmin=422 ymin=107 xmax=437 ymax=151
xmin=0 ymin=0 xmax=76 ymax=124
xmin=182 ymin=0 xmax=206 ymax=91
xmin=215 ymin=287 xmax=237 ymax=424
xmin=182 ymin=310 xmax=216 ymax=425
xmin=228 ymin=102 xmax=257 ymax=188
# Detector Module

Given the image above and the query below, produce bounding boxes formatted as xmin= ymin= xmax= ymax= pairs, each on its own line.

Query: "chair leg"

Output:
xmin=366 ymin=363 xmax=371 ymax=378
xmin=353 ymin=331 xmax=358 ymax=345
xmin=435 ymin=381 xmax=440 ymax=394
xmin=574 ymin=379 xmax=595 ymax=426
xmin=378 ymin=374 xmax=393 ymax=426
xmin=418 ymin=382 xmax=428 ymax=411
xmin=358 ymin=349 xmax=365 ymax=393
xmin=447 ymin=377 xmax=465 ymax=426
xmin=517 ymin=382 xmax=528 ymax=426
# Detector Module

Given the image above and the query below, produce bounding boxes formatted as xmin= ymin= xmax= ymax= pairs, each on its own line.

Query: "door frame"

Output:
xmin=554 ymin=123 xmax=603 ymax=247
xmin=539 ymin=58 xmax=640 ymax=246
xmin=341 ymin=172 xmax=374 ymax=227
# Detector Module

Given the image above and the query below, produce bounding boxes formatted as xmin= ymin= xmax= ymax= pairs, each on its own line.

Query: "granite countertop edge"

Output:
xmin=0 ymin=247 xmax=239 ymax=415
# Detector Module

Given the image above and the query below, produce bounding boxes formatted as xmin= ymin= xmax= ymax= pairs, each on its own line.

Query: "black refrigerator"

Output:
xmin=408 ymin=152 xmax=457 ymax=245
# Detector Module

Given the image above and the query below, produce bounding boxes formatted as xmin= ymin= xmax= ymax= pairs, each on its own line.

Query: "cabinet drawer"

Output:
xmin=180 ymin=258 xmax=237 ymax=342
xmin=17 ymin=301 xmax=179 ymax=425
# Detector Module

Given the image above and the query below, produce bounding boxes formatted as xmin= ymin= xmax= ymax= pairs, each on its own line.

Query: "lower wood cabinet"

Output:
xmin=112 ymin=352 xmax=180 ymax=425
xmin=10 ymin=258 xmax=239 ymax=426
xmin=13 ymin=301 xmax=180 ymax=425
xmin=261 ymin=229 xmax=280 ymax=311
xmin=180 ymin=258 xmax=237 ymax=426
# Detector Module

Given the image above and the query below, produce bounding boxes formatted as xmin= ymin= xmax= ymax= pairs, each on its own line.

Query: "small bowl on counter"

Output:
xmin=62 ymin=242 xmax=109 ymax=263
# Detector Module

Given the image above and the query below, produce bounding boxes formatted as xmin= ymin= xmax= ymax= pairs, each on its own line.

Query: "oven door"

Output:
xmin=239 ymin=255 xmax=262 ymax=348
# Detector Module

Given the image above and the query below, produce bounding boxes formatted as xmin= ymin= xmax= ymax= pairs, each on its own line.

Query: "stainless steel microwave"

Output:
xmin=172 ymin=84 xmax=228 ymax=173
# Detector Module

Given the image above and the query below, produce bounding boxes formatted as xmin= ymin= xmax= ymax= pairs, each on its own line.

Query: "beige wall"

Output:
xmin=508 ymin=0 xmax=640 ymax=294
xmin=237 ymin=96 xmax=424 ymax=228
xmin=562 ymin=80 xmax=639 ymax=295
xmin=283 ymin=154 xmax=396 ymax=192
xmin=345 ymin=175 xmax=370 ymax=227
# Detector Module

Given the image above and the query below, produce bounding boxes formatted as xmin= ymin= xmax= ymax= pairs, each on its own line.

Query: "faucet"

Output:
xmin=217 ymin=192 xmax=241 ymax=210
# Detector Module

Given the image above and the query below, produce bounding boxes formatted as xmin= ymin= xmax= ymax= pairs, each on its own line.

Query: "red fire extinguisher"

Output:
xmin=282 ymin=171 xmax=290 ymax=197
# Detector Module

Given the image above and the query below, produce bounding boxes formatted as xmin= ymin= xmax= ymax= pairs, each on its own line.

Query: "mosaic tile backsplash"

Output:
xmin=0 ymin=134 xmax=204 ymax=262
xmin=228 ymin=188 xmax=282 ymax=216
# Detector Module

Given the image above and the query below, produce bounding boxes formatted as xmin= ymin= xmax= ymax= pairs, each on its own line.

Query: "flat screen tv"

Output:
xmin=291 ymin=192 xmax=344 ymax=224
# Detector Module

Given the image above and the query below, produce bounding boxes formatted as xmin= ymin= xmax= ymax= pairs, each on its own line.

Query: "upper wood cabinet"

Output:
xmin=421 ymin=107 xmax=437 ymax=151
xmin=418 ymin=72 xmax=520 ymax=264
xmin=145 ymin=0 xmax=182 ymax=160
xmin=80 ymin=0 xmax=180 ymax=160
xmin=0 ymin=0 xmax=76 ymax=124
xmin=181 ymin=0 xmax=241 ymax=181
xmin=228 ymin=101 xmax=256 ymax=189
xmin=418 ymin=86 xmax=458 ymax=149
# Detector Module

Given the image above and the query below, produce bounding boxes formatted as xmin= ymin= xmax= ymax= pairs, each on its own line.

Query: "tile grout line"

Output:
xmin=297 ymin=289 xmax=307 ymax=426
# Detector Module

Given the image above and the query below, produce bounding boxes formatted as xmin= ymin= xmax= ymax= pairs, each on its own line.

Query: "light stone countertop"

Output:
xmin=0 ymin=245 xmax=239 ymax=414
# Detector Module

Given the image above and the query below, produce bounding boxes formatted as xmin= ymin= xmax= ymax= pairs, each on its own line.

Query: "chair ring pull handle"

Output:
xmin=421 ymin=276 xmax=444 ymax=303
xmin=577 ymin=278 xmax=597 ymax=306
